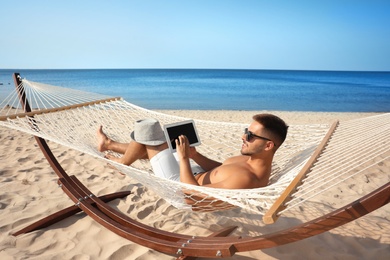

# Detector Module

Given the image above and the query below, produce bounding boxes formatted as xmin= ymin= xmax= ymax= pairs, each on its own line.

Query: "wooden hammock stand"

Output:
xmin=10 ymin=73 xmax=390 ymax=259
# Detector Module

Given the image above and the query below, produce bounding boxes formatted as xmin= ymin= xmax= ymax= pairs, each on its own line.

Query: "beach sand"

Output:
xmin=0 ymin=111 xmax=389 ymax=260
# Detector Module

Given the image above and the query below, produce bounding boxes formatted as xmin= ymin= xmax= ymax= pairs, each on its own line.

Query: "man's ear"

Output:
xmin=264 ymin=141 xmax=275 ymax=151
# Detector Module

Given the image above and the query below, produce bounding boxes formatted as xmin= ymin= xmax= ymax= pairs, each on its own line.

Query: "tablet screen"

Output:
xmin=163 ymin=120 xmax=201 ymax=151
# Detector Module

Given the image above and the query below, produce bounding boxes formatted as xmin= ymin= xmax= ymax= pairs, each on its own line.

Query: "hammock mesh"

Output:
xmin=1 ymin=78 xmax=389 ymax=217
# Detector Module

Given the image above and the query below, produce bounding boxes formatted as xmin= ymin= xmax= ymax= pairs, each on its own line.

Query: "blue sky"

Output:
xmin=1 ymin=0 xmax=389 ymax=71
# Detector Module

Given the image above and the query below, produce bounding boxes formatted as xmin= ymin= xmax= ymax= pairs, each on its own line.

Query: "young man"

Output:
xmin=97 ymin=114 xmax=288 ymax=189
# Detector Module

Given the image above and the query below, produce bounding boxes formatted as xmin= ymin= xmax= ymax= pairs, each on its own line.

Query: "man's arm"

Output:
xmin=176 ymin=136 xmax=267 ymax=189
xmin=190 ymin=150 xmax=222 ymax=171
xmin=176 ymin=135 xmax=199 ymax=185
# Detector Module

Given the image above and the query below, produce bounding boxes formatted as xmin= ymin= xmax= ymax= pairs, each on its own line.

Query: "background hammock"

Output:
xmin=1 ymin=77 xmax=389 ymax=223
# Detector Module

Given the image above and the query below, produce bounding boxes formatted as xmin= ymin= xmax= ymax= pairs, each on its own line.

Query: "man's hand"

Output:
xmin=175 ymin=135 xmax=190 ymax=160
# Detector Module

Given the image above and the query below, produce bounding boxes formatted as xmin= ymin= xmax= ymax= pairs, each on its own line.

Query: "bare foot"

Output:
xmin=97 ymin=125 xmax=110 ymax=152
xmin=104 ymin=153 xmax=122 ymax=163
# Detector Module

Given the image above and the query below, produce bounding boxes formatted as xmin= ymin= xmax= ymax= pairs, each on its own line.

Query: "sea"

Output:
xmin=1 ymin=69 xmax=389 ymax=112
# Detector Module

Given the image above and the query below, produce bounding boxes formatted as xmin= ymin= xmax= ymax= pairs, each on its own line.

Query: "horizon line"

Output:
xmin=1 ymin=68 xmax=390 ymax=73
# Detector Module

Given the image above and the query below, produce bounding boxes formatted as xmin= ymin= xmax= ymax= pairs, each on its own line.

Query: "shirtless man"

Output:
xmin=97 ymin=114 xmax=288 ymax=189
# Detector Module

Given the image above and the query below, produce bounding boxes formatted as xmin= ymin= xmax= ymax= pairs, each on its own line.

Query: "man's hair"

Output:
xmin=252 ymin=114 xmax=288 ymax=148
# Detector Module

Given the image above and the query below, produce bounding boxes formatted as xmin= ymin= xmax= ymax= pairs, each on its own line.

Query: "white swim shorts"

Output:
xmin=150 ymin=148 xmax=180 ymax=181
xmin=150 ymin=149 xmax=204 ymax=182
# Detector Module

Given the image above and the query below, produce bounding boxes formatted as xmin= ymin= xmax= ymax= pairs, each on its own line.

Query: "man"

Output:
xmin=97 ymin=114 xmax=288 ymax=189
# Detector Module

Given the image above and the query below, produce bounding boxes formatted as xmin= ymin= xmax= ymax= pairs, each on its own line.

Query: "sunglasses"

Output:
xmin=244 ymin=128 xmax=272 ymax=142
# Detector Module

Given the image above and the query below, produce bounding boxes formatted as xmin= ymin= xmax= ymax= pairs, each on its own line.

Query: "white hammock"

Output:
xmin=1 ymin=78 xmax=389 ymax=221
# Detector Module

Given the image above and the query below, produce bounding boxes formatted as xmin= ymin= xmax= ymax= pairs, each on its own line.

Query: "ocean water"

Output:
xmin=0 ymin=69 xmax=389 ymax=112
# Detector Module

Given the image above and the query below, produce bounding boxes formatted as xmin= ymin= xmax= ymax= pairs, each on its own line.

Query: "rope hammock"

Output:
xmin=1 ymin=77 xmax=389 ymax=223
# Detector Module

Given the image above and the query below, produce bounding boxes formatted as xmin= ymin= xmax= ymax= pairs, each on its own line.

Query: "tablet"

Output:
xmin=163 ymin=120 xmax=201 ymax=152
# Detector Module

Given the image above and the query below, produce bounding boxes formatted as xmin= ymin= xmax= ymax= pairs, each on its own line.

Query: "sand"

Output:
xmin=0 ymin=110 xmax=389 ymax=260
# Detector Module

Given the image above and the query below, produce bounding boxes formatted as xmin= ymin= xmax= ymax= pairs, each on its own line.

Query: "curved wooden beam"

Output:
xmin=58 ymin=176 xmax=390 ymax=257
